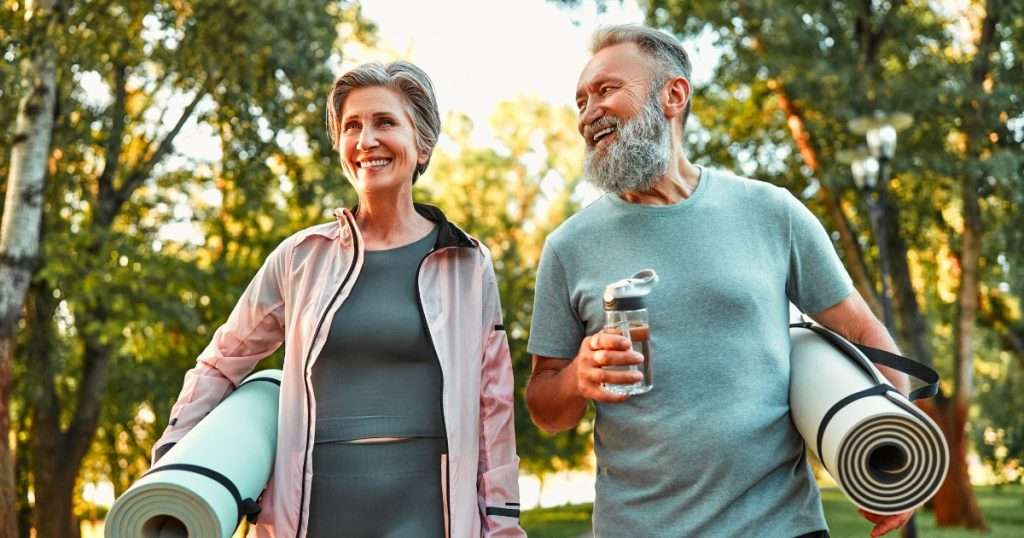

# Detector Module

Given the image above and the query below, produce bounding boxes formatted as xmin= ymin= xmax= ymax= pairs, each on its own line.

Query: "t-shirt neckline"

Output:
xmin=604 ymin=165 xmax=710 ymax=214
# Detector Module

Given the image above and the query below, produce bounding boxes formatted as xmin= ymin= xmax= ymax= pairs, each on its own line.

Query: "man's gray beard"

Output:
xmin=583 ymin=97 xmax=672 ymax=195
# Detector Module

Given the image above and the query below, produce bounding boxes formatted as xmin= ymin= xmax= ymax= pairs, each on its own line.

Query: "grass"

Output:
xmin=521 ymin=503 xmax=593 ymax=538
xmin=522 ymin=485 xmax=1024 ymax=538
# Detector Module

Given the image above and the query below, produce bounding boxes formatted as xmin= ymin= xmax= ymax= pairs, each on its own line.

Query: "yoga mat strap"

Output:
xmin=239 ymin=376 xmax=281 ymax=388
xmin=815 ymin=383 xmax=897 ymax=468
xmin=789 ymin=322 xmax=939 ymax=401
xmin=144 ymin=463 xmax=262 ymax=524
xmin=849 ymin=344 xmax=938 ymax=400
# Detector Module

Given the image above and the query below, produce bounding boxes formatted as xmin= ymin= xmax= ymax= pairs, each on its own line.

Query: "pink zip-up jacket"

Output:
xmin=152 ymin=204 xmax=525 ymax=537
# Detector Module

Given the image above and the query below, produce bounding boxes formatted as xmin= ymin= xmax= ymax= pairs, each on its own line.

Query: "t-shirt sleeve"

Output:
xmin=527 ymin=240 xmax=584 ymax=360
xmin=784 ymin=191 xmax=855 ymax=314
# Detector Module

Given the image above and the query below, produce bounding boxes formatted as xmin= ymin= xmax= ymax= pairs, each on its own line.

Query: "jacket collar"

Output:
xmin=334 ymin=202 xmax=476 ymax=250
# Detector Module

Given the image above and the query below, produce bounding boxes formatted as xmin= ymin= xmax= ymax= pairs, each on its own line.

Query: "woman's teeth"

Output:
xmin=359 ymin=159 xmax=391 ymax=169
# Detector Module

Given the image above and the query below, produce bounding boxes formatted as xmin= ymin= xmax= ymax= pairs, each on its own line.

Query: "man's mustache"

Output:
xmin=583 ymin=116 xmax=620 ymax=147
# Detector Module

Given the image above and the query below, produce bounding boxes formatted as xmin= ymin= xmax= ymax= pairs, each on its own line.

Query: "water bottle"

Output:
xmin=601 ymin=269 xmax=657 ymax=396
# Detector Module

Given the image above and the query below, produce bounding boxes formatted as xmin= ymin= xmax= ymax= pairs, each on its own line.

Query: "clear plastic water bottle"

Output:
xmin=601 ymin=269 xmax=657 ymax=396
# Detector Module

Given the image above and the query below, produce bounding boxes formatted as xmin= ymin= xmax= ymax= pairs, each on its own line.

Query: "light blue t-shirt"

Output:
xmin=528 ymin=168 xmax=854 ymax=537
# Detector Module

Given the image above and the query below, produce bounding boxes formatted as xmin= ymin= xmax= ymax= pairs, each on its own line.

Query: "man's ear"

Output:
xmin=662 ymin=76 xmax=691 ymax=121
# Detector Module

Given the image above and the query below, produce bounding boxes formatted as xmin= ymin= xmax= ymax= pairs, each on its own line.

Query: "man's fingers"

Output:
xmin=589 ymin=331 xmax=631 ymax=351
xmin=583 ymin=365 xmax=641 ymax=385
xmin=871 ymin=519 xmax=898 ymax=538
xmin=592 ymin=349 xmax=643 ymax=367
xmin=858 ymin=509 xmax=912 ymax=538
xmin=858 ymin=509 xmax=886 ymax=524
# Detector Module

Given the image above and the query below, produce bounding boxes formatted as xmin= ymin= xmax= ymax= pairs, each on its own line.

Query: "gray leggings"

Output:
xmin=306 ymin=437 xmax=445 ymax=538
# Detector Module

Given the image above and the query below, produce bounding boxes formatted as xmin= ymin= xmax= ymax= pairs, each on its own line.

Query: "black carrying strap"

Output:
xmin=143 ymin=463 xmax=262 ymax=524
xmin=239 ymin=376 xmax=281 ymax=388
xmin=790 ymin=322 xmax=941 ymax=468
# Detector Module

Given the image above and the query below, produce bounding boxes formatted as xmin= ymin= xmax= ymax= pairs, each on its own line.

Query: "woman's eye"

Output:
xmin=343 ymin=122 xmax=359 ymax=132
xmin=378 ymin=118 xmax=394 ymax=127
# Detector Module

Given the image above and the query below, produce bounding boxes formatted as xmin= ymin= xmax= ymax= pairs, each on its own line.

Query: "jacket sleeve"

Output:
xmin=151 ymin=237 xmax=290 ymax=464
xmin=477 ymin=256 xmax=526 ymax=537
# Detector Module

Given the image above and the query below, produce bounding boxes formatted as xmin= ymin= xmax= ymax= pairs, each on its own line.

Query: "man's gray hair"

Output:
xmin=326 ymin=61 xmax=441 ymax=181
xmin=592 ymin=24 xmax=693 ymax=130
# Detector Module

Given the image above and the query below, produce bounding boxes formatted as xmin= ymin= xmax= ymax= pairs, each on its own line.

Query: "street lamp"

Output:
xmin=840 ymin=111 xmax=913 ymax=334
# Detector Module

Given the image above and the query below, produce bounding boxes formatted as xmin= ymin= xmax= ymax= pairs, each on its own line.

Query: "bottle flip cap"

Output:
xmin=603 ymin=269 xmax=659 ymax=311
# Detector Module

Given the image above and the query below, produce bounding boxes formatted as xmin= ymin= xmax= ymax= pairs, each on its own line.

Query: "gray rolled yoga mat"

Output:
xmin=789 ymin=325 xmax=948 ymax=515
xmin=105 ymin=369 xmax=281 ymax=538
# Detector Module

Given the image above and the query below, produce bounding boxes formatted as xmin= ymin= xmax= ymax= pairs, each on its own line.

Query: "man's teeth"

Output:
xmin=359 ymin=159 xmax=391 ymax=169
xmin=593 ymin=127 xmax=615 ymax=143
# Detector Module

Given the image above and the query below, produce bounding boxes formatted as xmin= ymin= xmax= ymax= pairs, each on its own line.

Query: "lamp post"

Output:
xmin=846 ymin=111 xmax=915 ymax=538
xmin=842 ymin=111 xmax=912 ymax=332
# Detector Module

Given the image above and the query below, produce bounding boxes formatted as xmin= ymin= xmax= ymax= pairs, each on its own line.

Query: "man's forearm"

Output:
xmin=525 ymin=360 xmax=588 ymax=433
xmin=812 ymin=293 xmax=912 ymax=396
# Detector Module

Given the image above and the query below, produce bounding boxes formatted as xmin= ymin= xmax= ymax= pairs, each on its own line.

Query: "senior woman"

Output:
xmin=151 ymin=61 xmax=524 ymax=538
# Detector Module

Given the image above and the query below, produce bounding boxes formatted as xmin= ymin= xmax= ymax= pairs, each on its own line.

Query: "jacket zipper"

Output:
xmin=295 ymin=223 xmax=361 ymax=538
xmin=415 ymin=247 xmax=454 ymax=536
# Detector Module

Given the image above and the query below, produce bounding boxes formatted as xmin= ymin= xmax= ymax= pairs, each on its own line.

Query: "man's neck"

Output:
xmin=620 ymin=153 xmax=701 ymax=206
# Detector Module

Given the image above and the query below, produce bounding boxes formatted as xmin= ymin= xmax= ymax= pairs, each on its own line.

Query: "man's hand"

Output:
xmin=572 ymin=331 xmax=643 ymax=403
xmin=858 ymin=509 xmax=913 ymax=537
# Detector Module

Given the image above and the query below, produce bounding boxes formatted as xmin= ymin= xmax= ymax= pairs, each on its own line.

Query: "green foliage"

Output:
xmin=421 ymin=99 xmax=594 ymax=476
xmin=2 ymin=0 xmax=371 ymax=524
xmin=636 ymin=0 xmax=1024 ymax=480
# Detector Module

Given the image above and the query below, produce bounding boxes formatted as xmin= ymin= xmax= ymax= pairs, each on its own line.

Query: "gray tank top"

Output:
xmin=311 ymin=226 xmax=444 ymax=443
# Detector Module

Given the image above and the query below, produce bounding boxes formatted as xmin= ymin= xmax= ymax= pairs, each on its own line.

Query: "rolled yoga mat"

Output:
xmin=789 ymin=324 xmax=948 ymax=515
xmin=105 ymin=369 xmax=281 ymax=538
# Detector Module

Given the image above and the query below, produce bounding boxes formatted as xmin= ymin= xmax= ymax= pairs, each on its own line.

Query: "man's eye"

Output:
xmin=600 ymin=86 xmax=614 ymax=95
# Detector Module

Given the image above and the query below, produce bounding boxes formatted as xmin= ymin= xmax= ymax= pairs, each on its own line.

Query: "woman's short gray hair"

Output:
xmin=592 ymin=24 xmax=693 ymax=130
xmin=326 ymin=61 xmax=441 ymax=181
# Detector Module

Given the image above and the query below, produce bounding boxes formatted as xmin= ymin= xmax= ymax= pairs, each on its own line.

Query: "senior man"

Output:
xmin=525 ymin=24 xmax=913 ymax=538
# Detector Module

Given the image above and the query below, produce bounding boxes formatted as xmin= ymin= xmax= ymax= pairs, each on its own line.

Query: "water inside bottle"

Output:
xmin=602 ymin=322 xmax=652 ymax=395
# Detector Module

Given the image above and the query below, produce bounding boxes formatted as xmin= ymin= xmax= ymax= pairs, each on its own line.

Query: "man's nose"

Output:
xmin=578 ymin=100 xmax=603 ymax=136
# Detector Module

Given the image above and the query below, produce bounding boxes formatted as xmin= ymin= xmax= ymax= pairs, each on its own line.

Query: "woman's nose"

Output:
xmin=357 ymin=127 xmax=379 ymax=150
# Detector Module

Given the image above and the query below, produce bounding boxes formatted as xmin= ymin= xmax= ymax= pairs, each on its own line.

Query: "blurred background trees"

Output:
xmin=2 ymin=0 xmax=1022 ymax=536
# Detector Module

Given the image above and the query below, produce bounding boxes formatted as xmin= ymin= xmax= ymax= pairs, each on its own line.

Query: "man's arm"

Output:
xmin=809 ymin=290 xmax=910 ymax=395
xmin=526 ymin=333 xmax=642 ymax=433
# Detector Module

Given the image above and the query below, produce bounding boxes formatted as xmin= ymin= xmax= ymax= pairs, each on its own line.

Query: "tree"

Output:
xmin=422 ymin=99 xmax=593 ymax=477
xmin=0 ymin=1 xmax=60 ymax=536
xmin=0 ymin=1 xmax=371 ymax=535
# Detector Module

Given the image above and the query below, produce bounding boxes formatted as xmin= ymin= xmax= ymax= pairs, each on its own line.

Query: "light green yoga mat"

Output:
xmin=106 ymin=369 xmax=281 ymax=538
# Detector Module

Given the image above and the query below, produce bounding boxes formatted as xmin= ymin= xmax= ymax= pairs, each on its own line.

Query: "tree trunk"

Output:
xmin=0 ymin=2 xmax=59 ymax=535
xmin=927 ymin=164 xmax=986 ymax=528
xmin=25 ymin=280 xmax=114 ymax=538
xmin=23 ymin=281 xmax=73 ymax=538
xmin=878 ymin=197 xmax=935 ymax=366
xmin=920 ymin=398 xmax=988 ymax=529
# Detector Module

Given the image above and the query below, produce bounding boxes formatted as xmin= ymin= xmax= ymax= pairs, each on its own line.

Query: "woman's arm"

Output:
xmin=476 ymin=258 xmax=526 ymax=537
xmin=151 ymin=238 xmax=290 ymax=463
